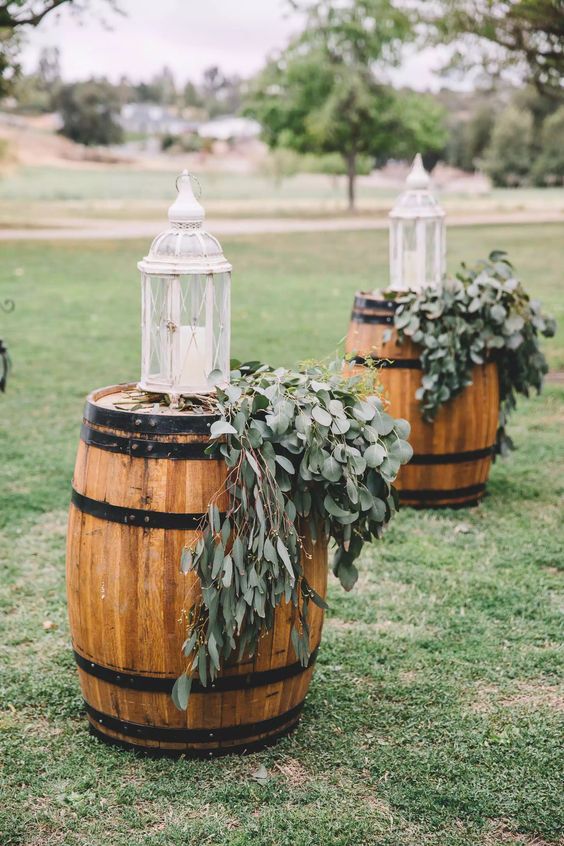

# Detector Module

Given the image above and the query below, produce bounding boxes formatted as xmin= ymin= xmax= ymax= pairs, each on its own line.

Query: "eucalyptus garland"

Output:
xmin=392 ymin=251 xmax=556 ymax=454
xmin=171 ymin=359 xmax=412 ymax=710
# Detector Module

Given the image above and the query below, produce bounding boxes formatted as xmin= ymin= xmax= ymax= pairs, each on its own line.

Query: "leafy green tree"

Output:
xmin=445 ymin=102 xmax=496 ymax=172
xmin=56 ymin=79 xmax=123 ymax=146
xmin=418 ymin=1 xmax=564 ymax=97
xmin=481 ymin=105 xmax=534 ymax=186
xmin=531 ymin=106 xmax=564 ymax=185
xmin=246 ymin=0 xmax=445 ymax=210
xmin=388 ymin=91 xmax=448 ymax=169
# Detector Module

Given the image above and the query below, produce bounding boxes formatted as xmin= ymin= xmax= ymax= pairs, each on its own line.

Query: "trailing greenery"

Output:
xmin=171 ymin=359 xmax=412 ymax=709
xmin=391 ymin=251 xmax=556 ymax=454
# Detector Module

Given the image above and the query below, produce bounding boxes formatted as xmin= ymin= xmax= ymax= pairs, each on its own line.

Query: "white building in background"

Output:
xmin=119 ymin=103 xmax=199 ymax=137
xmin=197 ymin=116 xmax=261 ymax=142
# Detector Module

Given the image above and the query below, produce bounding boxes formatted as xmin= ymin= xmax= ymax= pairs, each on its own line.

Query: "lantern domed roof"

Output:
xmin=389 ymin=154 xmax=445 ymax=221
xmin=138 ymin=171 xmax=232 ymax=275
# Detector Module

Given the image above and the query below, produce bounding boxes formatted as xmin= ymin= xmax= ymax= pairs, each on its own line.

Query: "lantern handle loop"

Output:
xmin=175 ymin=171 xmax=202 ymax=200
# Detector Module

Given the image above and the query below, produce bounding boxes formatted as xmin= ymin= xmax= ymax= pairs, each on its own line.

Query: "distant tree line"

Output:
xmin=8 ymin=48 xmax=245 ymax=146
xmin=439 ymin=84 xmax=564 ymax=187
xmin=0 ymin=0 xmax=562 ymax=189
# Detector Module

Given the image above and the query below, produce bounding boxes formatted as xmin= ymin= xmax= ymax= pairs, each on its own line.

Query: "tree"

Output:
xmin=481 ymin=105 xmax=534 ymax=186
xmin=37 ymin=44 xmax=60 ymax=88
xmin=183 ymin=80 xmax=202 ymax=109
xmin=56 ymin=79 xmax=123 ymax=146
xmin=444 ymin=101 xmax=497 ymax=171
xmin=246 ymin=0 xmax=444 ymax=210
xmin=418 ymin=1 xmax=564 ymax=98
xmin=201 ymin=65 xmax=242 ymax=117
xmin=0 ymin=1 xmax=120 ymax=97
xmin=531 ymin=106 xmax=564 ymax=185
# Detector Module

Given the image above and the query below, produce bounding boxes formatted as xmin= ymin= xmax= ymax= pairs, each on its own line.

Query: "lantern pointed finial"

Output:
xmin=168 ymin=170 xmax=205 ymax=225
xmin=405 ymin=153 xmax=430 ymax=190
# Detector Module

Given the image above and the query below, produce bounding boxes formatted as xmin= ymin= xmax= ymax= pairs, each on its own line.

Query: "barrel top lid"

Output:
xmin=93 ymin=386 xmax=209 ymax=416
xmin=83 ymin=385 xmax=219 ymax=435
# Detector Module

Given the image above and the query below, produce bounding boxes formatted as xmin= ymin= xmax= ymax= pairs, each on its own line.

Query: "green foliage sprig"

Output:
xmin=392 ymin=251 xmax=556 ymax=454
xmin=171 ymin=358 xmax=412 ymax=710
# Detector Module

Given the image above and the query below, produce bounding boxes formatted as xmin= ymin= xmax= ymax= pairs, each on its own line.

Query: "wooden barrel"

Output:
xmin=346 ymin=293 xmax=500 ymax=508
xmin=66 ymin=384 xmax=327 ymax=757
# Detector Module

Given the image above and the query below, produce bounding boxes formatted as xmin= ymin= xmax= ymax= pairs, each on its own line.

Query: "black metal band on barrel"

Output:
xmin=74 ymin=647 xmax=319 ymax=694
xmin=80 ymin=423 xmax=212 ymax=460
xmin=84 ymin=700 xmax=303 ymax=744
xmin=350 ymin=310 xmax=394 ymax=325
xmin=353 ymin=297 xmax=398 ymax=312
xmin=84 ymin=397 xmax=219 ymax=436
xmin=71 ymin=489 xmax=211 ymax=530
xmin=350 ymin=355 xmax=421 ymax=369
xmin=88 ymin=719 xmax=300 ymax=758
xmin=400 ymin=482 xmax=486 ymax=502
xmin=409 ymin=446 xmax=495 ymax=465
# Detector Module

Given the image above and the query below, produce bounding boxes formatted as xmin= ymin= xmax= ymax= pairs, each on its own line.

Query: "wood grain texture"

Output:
xmin=66 ymin=386 xmax=328 ymax=756
xmin=346 ymin=294 xmax=500 ymax=508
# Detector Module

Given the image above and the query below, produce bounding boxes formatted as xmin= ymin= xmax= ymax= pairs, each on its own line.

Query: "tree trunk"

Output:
xmin=346 ymin=151 xmax=356 ymax=212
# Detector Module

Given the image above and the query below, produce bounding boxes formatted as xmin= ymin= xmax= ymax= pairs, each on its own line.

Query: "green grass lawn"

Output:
xmin=0 ymin=165 xmax=563 ymax=224
xmin=0 ymin=225 xmax=562 ymax=845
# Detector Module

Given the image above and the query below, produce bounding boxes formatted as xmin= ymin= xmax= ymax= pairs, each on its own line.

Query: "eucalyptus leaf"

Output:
xmin=180 ymin=547 xmax=193 ymax=574
xmin=171 ymin=674 xmax=192 ymax=711
xmin=311 ymin=405 xmax=332 ymax=427
xmin=210 ymin=419 xmax=237 ymax=437
xmin=321 ymin=455 xmax=342 ymax=482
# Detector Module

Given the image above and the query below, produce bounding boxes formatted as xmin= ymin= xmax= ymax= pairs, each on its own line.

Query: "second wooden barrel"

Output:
xmin=66 ymin=384 xmax=327 ymax=757
xmin=346 ymin=293 xmax=500 ymax=508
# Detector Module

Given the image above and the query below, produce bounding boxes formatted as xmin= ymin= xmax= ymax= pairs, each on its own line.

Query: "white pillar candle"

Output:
xmin=179 ymin=325 xmax=207 ymax=389
xmin=403 ymin=249 xmax=418 ymax=290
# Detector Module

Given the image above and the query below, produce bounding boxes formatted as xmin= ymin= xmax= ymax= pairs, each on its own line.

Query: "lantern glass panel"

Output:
xmin=142 ymin=271 xmax=230 ymax=393
xmin=145 ymin=274 xmax=171 ymax=383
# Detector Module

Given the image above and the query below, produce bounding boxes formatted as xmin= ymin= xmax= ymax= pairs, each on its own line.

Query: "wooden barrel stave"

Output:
xmin=67 ymin=385 xmax=327 ymax=756
xmin=346 ymin=294 xmax=500 ymax=508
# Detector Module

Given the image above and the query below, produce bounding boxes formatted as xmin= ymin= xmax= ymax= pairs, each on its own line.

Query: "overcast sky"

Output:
xmin=19 ymin=0 xmax=456 ymax=91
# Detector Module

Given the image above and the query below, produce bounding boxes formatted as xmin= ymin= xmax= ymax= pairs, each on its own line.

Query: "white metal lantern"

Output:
xmin=138 ymin=171 xmax=231 ymax=398
xmin=389 ymin=153 xmax=446 ymax=292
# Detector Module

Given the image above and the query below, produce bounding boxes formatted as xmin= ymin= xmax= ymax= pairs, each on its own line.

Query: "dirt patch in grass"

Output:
xmin=273 ymin=757 xmax=312 ymax=788
xmin=484 ymin=819 xmax=559 ymax=845
xmin=471 ymin=681 xmax=564 ymax=714
xmin=324 ymin=618 xmax=436 ymax=638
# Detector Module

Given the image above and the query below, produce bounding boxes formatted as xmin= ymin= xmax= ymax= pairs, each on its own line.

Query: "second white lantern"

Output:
xmin=389 ymin=153 xmax=446 ymax=292
xmin=138 ymin=171 xmax=231 ymax=398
